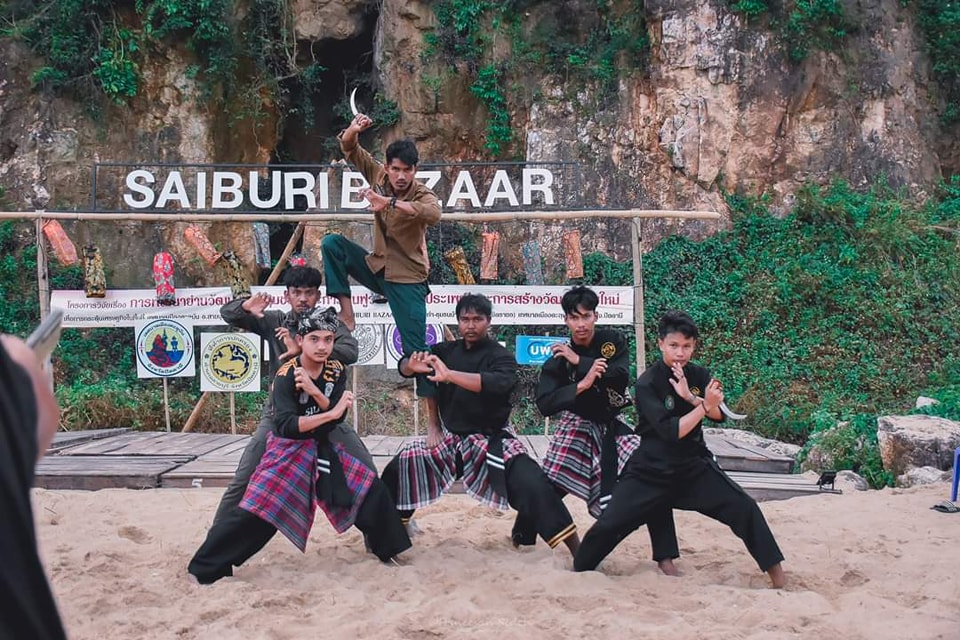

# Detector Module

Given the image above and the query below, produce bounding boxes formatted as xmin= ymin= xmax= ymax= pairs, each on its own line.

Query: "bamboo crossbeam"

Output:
xmin=0 ymin=209 xmax=720 ymax=223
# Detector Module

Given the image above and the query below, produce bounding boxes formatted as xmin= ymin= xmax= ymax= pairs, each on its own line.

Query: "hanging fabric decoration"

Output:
xmin=153 ymin=251 xmax=177 ymax=306
xmin=221 ymin=250 xmax=251 ymax=299
xmin=521 ymin=241 xmax=544 ymax=285
xmin=252 ymin=222 xmax=271 ymax=269
xmin=41 ymin=219 xmax=79 ymax=266
xmin=82 ymin=245 xmax=106 ymax=298
xmin=562 ymin=230 xmax=584 ymax=280
xmin=184 ymin=224 xmax=222 ymax=266
xmin=480 ymin=231 xmax=499 ymax=280
xmin=444 ymin=246 xmax=475 ymax=285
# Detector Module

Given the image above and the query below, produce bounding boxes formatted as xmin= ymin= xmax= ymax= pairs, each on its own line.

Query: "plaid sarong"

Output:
xmin=240 ymin=434 xmax=316 ymax=552
xmin=396 ymin=427 xmax=528 ymax=511
xmin=316 ymin=443 xmax=377 ymax=534
xmin=541 ymin=411 xmax=641 ymax=518
xmin=240 ymin=433 xmax=378 ymax=550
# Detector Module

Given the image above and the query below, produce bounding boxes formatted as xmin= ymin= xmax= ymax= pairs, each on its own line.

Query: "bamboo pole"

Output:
xmin=631 ymin=218 xmax=646 ymax=375
xmin=182 ymin=221 xmax=305 ymax=432
xmin=0 ymin=209 xmax=720 ymax=223
xmin=162 ymin=378 xmax=171 ymax=432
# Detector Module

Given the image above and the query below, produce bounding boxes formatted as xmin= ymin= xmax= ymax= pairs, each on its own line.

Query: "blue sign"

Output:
xmin=515 ymin=335 xmax=569 ymax=365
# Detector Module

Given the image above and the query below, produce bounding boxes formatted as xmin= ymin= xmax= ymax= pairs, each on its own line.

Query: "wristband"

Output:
xmin=390 ymin=196 xmax=397 ymax=209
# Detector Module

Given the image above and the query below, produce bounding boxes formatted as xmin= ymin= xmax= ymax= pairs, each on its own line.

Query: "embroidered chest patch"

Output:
xmin=664 ymin=395 xmax=675 ymax=410
xmin=600 ymin=342 xmax=616 ymax=358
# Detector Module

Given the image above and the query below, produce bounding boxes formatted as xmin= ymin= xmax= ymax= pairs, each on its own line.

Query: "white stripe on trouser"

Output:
xmin=317 ymin=459 xmax=331 ymax=474
xmin=486 ymin=453 xmax=505 ymax=470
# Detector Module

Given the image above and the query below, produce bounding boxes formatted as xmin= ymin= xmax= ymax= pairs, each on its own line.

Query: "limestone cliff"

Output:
xmin=0 ymin=0 xmax=955 ymax=286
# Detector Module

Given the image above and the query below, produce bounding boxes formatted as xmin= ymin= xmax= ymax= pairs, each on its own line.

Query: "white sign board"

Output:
xmin=52 ymin=286 xmax=634 ymax=328
xmin=134 ymin=319 xmax=195 ymax=378
xmin=199 ymin=332 xmax=261 ymax=392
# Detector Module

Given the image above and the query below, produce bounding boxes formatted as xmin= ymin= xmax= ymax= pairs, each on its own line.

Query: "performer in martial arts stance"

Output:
xmin=381 ymin=294 xmax=581 ymax=555
xmin=189 ymin=307 xmax=410 ymax=584
xmin=536 ymin=285 xmax=681 ymax=574
xmin=573 ymin=310 xmax=786 ymax=588
xmin=211 ymin=265 xmax=362 ymax=525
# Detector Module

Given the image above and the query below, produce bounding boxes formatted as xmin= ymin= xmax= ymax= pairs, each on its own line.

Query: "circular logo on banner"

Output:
xmin=201 ymin=334 xmax=260 ymax=391
xmin=386 ymin=324 xmax=444 ymax=361
xmin=136 ymin=319 xmax=193 ymax=377
xmin=354 ymin=324 xmax=384 ymax=365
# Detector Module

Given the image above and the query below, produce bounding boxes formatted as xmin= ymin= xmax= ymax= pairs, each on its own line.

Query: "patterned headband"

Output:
xmin=297 ymin=306 xmax=340 ymax=336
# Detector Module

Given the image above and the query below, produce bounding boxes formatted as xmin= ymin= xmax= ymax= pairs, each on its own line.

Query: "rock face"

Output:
xmin=0 ymin=0 xmax=953 ymax=284
xmin=703 ymin=427 xmax=801 ymax=460
xmin=876 ymin=415 xmax=960 ymax=478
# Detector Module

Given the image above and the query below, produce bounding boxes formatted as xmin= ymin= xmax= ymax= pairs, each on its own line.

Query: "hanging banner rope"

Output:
xmin=521 ymin=241 xmax=544 ymax=285
xmin=41 ymin=219 xmax=79 ymax=265
xmin=443 ymin=246 xmax=476 ymax=285
xmin=563 ymin=230 xmax=584 ymax=279
xmin=480 ymin=231 xmax=499 ymax=280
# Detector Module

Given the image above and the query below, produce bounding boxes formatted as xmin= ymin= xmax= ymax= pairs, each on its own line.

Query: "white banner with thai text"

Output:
xmin=52 ymin=285 xmax=634 ymax=328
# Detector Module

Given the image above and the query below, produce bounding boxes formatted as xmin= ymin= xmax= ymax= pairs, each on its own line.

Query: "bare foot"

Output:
xmin=338 ymin=312 xmax=356 ymax=331
xmin=658 ymin=558 xmax=681 ymax=577
xmin=767 ymin=562 xmax=786 ymax=589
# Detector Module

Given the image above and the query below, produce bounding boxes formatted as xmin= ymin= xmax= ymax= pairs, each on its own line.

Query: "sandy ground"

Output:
xmin=32 ymin=483 xmax=960 ymax=640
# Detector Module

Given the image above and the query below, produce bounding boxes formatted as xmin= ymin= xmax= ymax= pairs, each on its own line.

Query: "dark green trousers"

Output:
xmin=322 ymin=233 xmax=437 ymax=398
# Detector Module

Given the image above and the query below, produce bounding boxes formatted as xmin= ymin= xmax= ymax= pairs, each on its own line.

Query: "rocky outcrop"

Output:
xmin=293 ymin=0 xmax=371 ymax=41
xmin=703 ymin=427 xmax=801 ymax=460
xmin=877 ymin=414 xmax=960 ymax=478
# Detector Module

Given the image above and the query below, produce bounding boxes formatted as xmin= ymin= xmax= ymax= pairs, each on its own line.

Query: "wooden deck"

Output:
xmin=36 ymin=430 xmax=829 ymax=501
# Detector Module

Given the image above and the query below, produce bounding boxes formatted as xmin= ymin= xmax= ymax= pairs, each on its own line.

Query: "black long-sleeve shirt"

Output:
xmin=220 ymin=299 xmax=358 ymax=418
xmin=272 ymin=357 xmax=347 ymax=440
xmin=535 ymin=328 xmax=632 ymax=425
xmin=634 ymin=359 xmax=722 ymax=464
xmin=403 ymin=337 xmax=517 ymax=435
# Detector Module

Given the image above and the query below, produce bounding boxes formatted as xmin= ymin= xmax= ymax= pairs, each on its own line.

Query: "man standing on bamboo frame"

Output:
xmin=321 ymin=112 xmax=441 ymax=405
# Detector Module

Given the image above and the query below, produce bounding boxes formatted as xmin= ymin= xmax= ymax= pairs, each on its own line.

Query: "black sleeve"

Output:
xmin=220 ymin=300 xmax=282 ymax=337
xmin=634 ymin=375 xmax=680 ymax=442
xmin=331 ymin=324 xmax=359 ymax=365
xmin=479 ymin=347 xmax=518 ymax=396
xmin=536 ymin=356 xmax=577 ymax=416
xmin=272 ymin=366 xmax=310 ymax=439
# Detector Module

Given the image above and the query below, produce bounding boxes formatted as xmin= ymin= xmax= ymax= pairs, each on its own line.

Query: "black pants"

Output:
xmin=382 ymin=453 xmax=578 ymax=549
xmin=574 ymin=451 xmax=784 ymax=572
xmin=189 ymin=479 xmax=411 ymax=584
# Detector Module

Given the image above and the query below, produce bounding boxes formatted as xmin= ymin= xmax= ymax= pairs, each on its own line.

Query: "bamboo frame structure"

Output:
xmin=16 ymin=207 xmax=721 ymax=433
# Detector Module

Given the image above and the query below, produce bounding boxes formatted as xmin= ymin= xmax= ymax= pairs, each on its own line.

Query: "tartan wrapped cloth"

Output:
xmin=541 ymin=411 xmax=641 ymax=518
xmin=239 ymin=433 xmax=377 ymax=551
xmin=395 ymin=426 xmax=528 ymax=511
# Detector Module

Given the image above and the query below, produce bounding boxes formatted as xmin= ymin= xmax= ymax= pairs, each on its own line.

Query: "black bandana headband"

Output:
xmin=297 ymin=306 xmax=340 ymax=336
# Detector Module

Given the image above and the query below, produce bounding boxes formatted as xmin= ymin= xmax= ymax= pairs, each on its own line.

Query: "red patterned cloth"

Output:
xmin=541 ymin=411 xmax=641 ymax=518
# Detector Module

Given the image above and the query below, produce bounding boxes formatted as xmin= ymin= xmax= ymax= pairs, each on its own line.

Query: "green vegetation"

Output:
xmin=0 ymin=221 xmax=263 ymax=431
xmin=0 ymin=0 xmax=392 ymax=127
xmin=911 ymin=1 xmax=960 ymax=122
xmin=423 ymin=0 xmax=649 ymax=157
xmin=728 ymin=0 xmax=849 ymax=61
xmin=640 ymin=179 xmax=960 ymax=486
